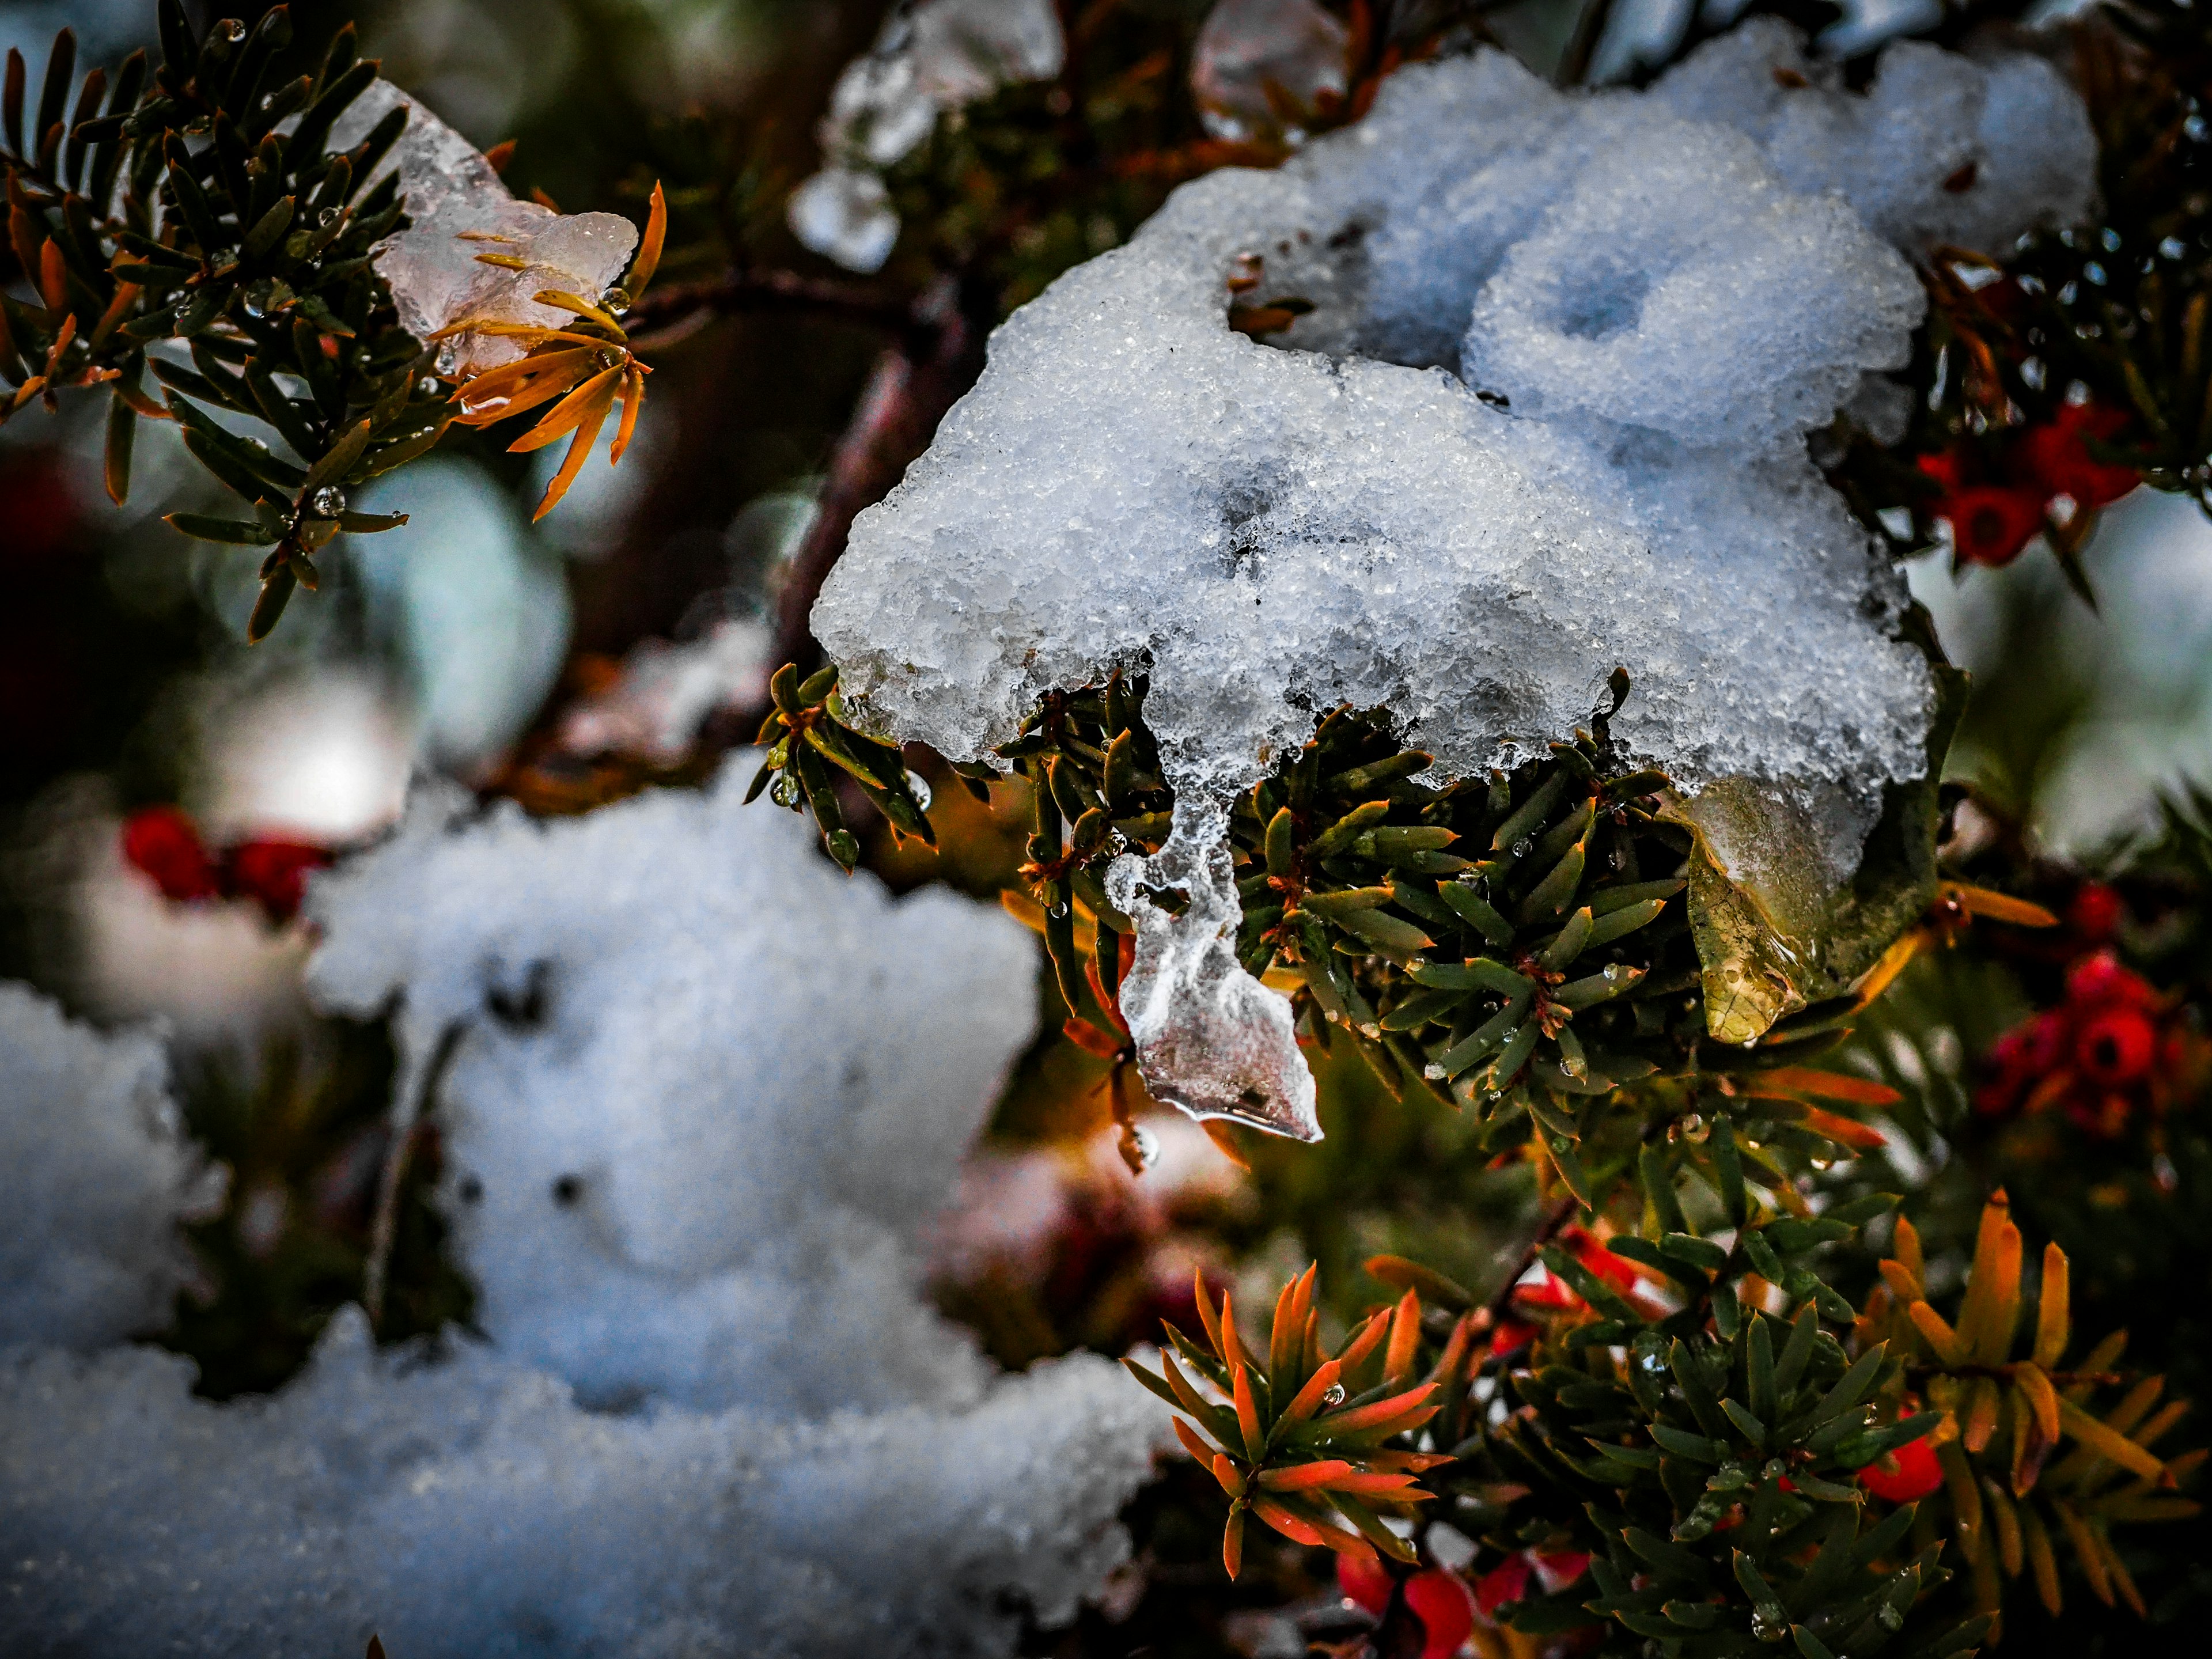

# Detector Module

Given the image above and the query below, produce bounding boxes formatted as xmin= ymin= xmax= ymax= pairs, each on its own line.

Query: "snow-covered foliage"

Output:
xmin=332 ymin=81 xmax=638 ymax=376
xmin=0 ymin=766 xmax=1169 ymax=1657
xmin=0 ymin=986 xmax=221 ymax=1353
xmin=790 ymin=0 xmax=1066 ymax=272
xmin=813 ymin=25 xmax=2095 ymax=1134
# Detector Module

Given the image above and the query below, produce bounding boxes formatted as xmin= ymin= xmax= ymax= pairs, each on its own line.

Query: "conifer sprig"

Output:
xmin=1 ymin=6 xmax=456 ymax=639
xmin=1122 ymin=1266 xmax=1458 ymax=1578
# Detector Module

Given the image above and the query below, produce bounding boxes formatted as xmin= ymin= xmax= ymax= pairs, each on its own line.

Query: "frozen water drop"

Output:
xmin=1119 ymin=1121 xmax=1158 ymax=1174
xmin=905 ymin=770 xmax=933 ymax=811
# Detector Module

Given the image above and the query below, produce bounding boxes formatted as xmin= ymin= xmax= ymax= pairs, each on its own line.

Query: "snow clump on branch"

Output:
xmin=0 ymin=765 xmax=1169 ymax=1657
xmin=790 ymin=0 xmax=1067 ymax=272
xmin=812 ymin=24 xmax=2096 ymax=1137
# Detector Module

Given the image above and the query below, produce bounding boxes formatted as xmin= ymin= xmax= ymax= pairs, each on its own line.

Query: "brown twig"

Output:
xmin=1556 ymin=0 xmax=1622 ymax=88
xmin=363 ymin=1020 xmax=464 ymax=1330
xmin=1486 ymin=1193 xmax=1582 ymax=1323
xmin=620 ymin=264 xmax=918 ymax=346
xmin=768 ymin=274 xmax=985 ymax=677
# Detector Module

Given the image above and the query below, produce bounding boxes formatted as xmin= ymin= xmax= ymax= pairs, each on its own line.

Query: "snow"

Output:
xmin=790 ymin=0 xmax=1066 ymax=272
xmin=558 ymin=618 xmax=771 ymax=763
xmin=0 ymin=986 xmax=222 ymax=1353
xmin=330 ymin=80 xmax=638 ymax=376
xmin=0 ymin=764 xmax=1171 ymax=1656
xmin=813 ymin=28 xmax=2097 ymax=1131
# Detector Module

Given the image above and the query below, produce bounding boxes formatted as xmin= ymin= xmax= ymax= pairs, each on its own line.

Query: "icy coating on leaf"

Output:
xmin=0 ymin=986 xmax=222 ymax=1353
xmin=332 ymin=81 xmax=638 ymax=376
xmin=814 ymin=27 xmax=2096 ymax=1134
xmin=0 ymin=767 xmax=1169 ymax=1657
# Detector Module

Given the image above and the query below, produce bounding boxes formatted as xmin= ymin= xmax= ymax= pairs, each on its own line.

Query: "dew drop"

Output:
xmin=1321 ymin=1382 xmax=1347 ymax=1407
xmin=310 ymin=485 xmax=347 ymax=518
xmin=1119 ymin=1122 xmax=1158 ymax=1174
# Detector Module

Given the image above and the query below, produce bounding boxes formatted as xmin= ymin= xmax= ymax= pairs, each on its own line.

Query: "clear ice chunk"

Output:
xmin=789 ymin=166 xmax=903 ymax=275
xmin=1190 ymin=0 xmax=1349 ymax=142
xmin=1104 ymin=798 xmax=1320 ymax=1141
xmin=328 ymin=80 xmax=638 ymax=376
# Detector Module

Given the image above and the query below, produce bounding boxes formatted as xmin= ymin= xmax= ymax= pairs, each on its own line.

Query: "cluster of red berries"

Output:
xmin=120 ymin=806 xmax=332 ymax=925
xmin=1338 ymin=1547 xmax=1590 ymax=1659
xmin=1975 ymin=926 xmax=2193 ymax=1138
xmin=1917 ymin=399 xmax=2139 ymax=568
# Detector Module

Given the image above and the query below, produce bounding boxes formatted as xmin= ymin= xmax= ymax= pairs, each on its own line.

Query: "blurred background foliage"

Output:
xmin=3 ymin=1 xmax=2211 ymax=1655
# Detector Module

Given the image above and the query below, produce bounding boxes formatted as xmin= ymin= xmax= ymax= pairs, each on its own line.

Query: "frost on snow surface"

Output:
xmin=331 ymin=80 xmax=638 ymax=376
xmin=814 ymin=25 xmax=2096 ymax=1137
xmin=0 ymin=764 xmax=1169 ymax=1657
xmin=0 ymin=986 xmax=221 ymax=1353
xmin=790 ymin=0 xmax=1066 ymax=272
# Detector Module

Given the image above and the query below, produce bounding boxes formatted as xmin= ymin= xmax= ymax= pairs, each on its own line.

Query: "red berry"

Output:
xmin=2021 ymin=1010 xmax=2072 ymax=1071
xmin=1489 ymin=1318 xmax=1539 ymax=1358
xmin=1474 ymin=1555 xmax=1533 ymax=1619
xmin=1571 ymin=1232 xmax=1640 ymax=1294
xmin=1404 ymin=1569 xmax=1476 ymax=1659
xmin=2066 ymin=950 xmax=2158 ymax=1012
xmin=2075 ymin=1007 xmax=2156 ymax=1086
xmin=2021 ymin=402 xmax=2138 ymax=509
xmin=1530 ymin=1551 xmax=1590 ymax=1592
xmin=1916 ymin=448 xmax=1968 ymax=491
xmin=120 ymin=807 xmax=220 ymax=903
xmin=2067 ymin=882 xmax=2124 ymax=941
xmin=1338 ymin=1554 xmax=1395 ymax=1616
xmin=224 ymin=838 xmax=332 ymax=923
xmin=1937 ymin=484 xmax=2046 ymax=567
xmin=1857 ymin=1437 xmax=1944 ymax=1503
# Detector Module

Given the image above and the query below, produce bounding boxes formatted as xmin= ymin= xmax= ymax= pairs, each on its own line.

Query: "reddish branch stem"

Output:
xmin=768 ymin=275 xmax=984 ymax=676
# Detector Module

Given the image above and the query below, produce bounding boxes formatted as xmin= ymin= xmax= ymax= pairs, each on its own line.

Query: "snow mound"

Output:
xmin=813 ymin=29 xmax=2094 ymax=1131
xmin=0 ymin=765 xmax=1171 ymax=1656
xmin=304 ymin=762 xmax=1037 ymax=1415
xmin=0 ymin=984 xmax=221 ymax=1353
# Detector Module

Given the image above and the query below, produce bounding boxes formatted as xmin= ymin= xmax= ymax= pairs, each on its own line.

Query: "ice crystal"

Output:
xmin=331 ymin=81 xmax=638 ymax=376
